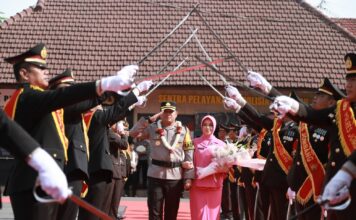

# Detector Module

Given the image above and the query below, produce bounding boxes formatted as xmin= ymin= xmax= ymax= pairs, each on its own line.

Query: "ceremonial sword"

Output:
xmin=190 ymin=27 xmax=230 ymax=86
xmin=289 ymin=191 xmax=351 ymax=220
xmin=195 ymin=10 xmax=250 ymax=73
xmin=137 ymin=4 xmax=198 ymax=65
xmin=33 ymin=185 xmax=114 ymax=220
xmin=128 ymin=57 xmax=188 ymax=110
xmin=194 ymin=56 xmax=274 ymax=101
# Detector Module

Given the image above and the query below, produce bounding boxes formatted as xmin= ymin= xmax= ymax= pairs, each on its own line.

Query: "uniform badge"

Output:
xmin=346 ymin=57 xmax=352 ymax=69
xmin=155 ymin=140 xmax=161 ymax=146
xmin=41 ymin=47 xmax=48 ymax=59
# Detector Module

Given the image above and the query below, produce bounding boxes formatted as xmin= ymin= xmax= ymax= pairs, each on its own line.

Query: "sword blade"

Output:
xmin=194 ymin=56 xmax=274 ymax=101
xmin=197 ymin=72 xmax=225 ymax=99
xmin=195 ymin=10 xmax=250 ymax=73
xmin=191 ymin=27 xmax=229 ymax=85
xmin=145 ymin=57 xmax=189 ymax=97
xmin=135 ymin=56 xmax=234 ymax=83
xmin=137 ymin=4 xmax=198 ymax=65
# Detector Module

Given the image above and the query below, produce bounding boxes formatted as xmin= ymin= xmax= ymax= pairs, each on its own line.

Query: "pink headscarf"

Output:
xmin=200 ymin=115 xmax=217 ymax=139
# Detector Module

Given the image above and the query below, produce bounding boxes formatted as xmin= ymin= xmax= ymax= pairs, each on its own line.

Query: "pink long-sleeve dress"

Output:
xmin=190 ymin=116 xmax=226 ymax=220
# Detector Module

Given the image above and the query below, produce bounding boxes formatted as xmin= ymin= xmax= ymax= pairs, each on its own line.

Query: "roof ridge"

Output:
xmin=0 ymin=0 xmax=45 ymax=30
xmin=298 ymin=0 xmax=356 ymax=44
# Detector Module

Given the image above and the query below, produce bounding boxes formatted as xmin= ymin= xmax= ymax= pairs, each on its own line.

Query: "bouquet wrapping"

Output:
xmin=196 ymin=143 xmax=257 ymax=179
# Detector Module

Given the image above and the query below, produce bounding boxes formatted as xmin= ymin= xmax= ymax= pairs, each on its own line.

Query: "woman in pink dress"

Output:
xmin=190 ymin=115 xmax=227 ymax=220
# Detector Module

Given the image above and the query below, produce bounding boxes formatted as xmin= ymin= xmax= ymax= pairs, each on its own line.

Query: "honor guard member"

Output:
xmin=224 ymin=123 xmax=242 ymax=220
xmin=322 ymin=150 xmax=356 ymax=207
xmin=218 ymin=123 xmax=235 ymax=220
xmin=78 ymin=81 xmax=151 ymax=220
xmin=3 ymin=43 xmax=138 ymax=220
xmin=129 ymin=101 xmax=194 ymax=220
xmin=272 ymin=53 xmax=356 ymax=220
xmin=287 ymin=81 xmax=343 ymax=220
xmin=224 ymin=86 xmax=299 ymax=220
xmin=236 ymin=109 xmax=273 ymax=220
xmin=48 ymin=69 xmax=101 ymax=220
xmin=106 ymin=122 xmax=130 ymax=219
xmin=0 ymin=109 xmax=69 ymax=207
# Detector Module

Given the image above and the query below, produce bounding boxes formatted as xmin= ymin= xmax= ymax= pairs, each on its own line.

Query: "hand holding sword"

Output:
xmin=33 ymin=182 xmax=115 ymax=220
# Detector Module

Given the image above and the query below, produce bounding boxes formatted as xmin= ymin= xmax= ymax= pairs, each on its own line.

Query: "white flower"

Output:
xmin=195 ymin=143 xmax=252 ymax=179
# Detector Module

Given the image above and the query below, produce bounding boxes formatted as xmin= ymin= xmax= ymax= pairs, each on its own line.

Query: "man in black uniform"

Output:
xmin=78 ymin=81 xmax=151 ymax=220
xmin=3 ymin=43 xmax=138 ymax=220
xmin=48 ymin=69 xmax=101 ymax=220
xmin=286 ymin=80 xmax=342 ymax=220
xmin=224 ymin=87 xmax=299 ymax=220
xmin=271 ymin=53 xmax=356 ymax=220
xmin=0 ymin=109 xmax=69 ymax=204
xmin=106 ymin=122 xmax=130 ymax=219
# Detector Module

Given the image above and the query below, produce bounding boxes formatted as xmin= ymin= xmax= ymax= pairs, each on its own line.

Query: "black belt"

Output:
xmin=152 ymin=159 xmax=182 ymax=168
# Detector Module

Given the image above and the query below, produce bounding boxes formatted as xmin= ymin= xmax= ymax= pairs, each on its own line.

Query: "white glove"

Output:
xmin=225 ymin=85 xmax=246 ymax=106
xmin=27 ymin=148 xmax=71 ymax=202
xmin=136 ymin=80 xmax=153 ymax=93
xmin=322 ymin=170 xmax=352 ymax=205
xmin=247 ymin=71 xmax=272 ymax=94
xmin=286 ymin=187 xmax=296 ymax=200
xmin=238 ymin=126 xmax=248 ymax=139
xmin=134 ymin=95 xmax=147 ymax=107
xmin=100 ymin=65 xmax=138 ymax=93
xmin=269 ymin=95 xmax=300 ymax=117
xmin=116 ymin=121 xmax=125 ymax=134
xmin=224 ymin=97 xmax=242 ymax=113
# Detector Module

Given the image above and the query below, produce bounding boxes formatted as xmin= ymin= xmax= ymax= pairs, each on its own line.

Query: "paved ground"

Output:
xmin=0 ymin=196 xmax=191 ymax=220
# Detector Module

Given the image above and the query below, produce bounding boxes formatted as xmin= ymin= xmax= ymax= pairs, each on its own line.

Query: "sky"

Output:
xmin=1 ymin=0 xmax=356 ymax=18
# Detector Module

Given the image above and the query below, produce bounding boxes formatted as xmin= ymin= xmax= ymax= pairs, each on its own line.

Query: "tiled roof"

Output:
xmin=333 ymin=18 xmax=356 ymax=37
xmin=0 ymin=0 xmax=355 ymax=89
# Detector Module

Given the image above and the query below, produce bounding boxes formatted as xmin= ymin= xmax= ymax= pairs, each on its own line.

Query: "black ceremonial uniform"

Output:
xmin=241 ymin=103 xmax=299 ymax=220
xmin=104 ymin=129 xmax=129 ymax=219
xmin=296 ymin=101 xmax=356 ymax=220
xmin=0 ymin=109 xmax=38 ymax=160
xmin=0 ymin=109 xmax=39 ymax=209
xmin=237 ymin=111 xmax=271 ymax=220
xmin=287 ymin=124 xmax=329 ymax=220
xmin=57 ymin=99 xmax=99 ymax=220
xmin=78 ymin=92 xmax=137 ymax=220
xmin=4 ymin=82 xmax=98 ymax=220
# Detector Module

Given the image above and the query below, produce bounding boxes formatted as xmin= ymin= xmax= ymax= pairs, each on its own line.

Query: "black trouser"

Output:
xmin=147 ymin=177 xmax=183 ymax=220
xmin=295 ymin=199 xmax=322 ymax=220
xmin=78 ymin=171 xmax=111 ymax=220
xmin=230 ymin=182 xmax=241 ymax=220
xmin=10 ymin=189 xmax=59 ymax=220
xmin=269 ymin=185 xmax=288 ymax=220
xmin=137 ymin=159 xmax=148 ymax=188
xmin=221 ymin=178 xmax=233 ymax=219
xmin=103 ymin=178 xmax=126 ymax=218
xmin=57 ymin=171 xmax=84 ymax=220
xmin=255 ymin=184 xmax=269 ymax=220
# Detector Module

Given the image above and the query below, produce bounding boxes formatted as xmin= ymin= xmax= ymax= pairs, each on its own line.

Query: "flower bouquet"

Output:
xmin=196 ymin=143 xmax=251 ymax=179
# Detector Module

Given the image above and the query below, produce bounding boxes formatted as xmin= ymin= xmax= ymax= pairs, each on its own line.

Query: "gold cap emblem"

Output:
xmin=346 ymin=57 xmax=352 ymax=69
xmin=166 ymin=102 xmax=171 ymax=106
xmin=41 ymin=47 xmax=48 ymax=59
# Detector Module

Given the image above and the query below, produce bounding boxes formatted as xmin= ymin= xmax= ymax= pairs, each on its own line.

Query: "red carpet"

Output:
xmin=121 ymin=198 xmax=191 ymax=220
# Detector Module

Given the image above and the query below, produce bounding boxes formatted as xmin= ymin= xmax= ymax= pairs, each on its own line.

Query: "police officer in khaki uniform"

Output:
xmin=130 ymin=101 xmax=194 ymax=220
